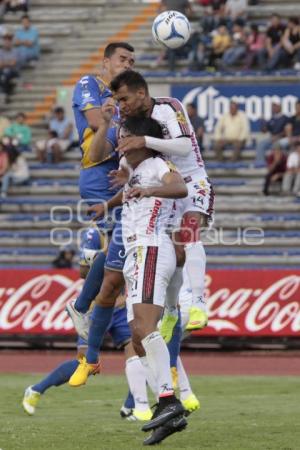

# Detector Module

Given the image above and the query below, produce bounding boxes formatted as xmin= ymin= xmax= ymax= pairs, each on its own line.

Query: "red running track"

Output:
xmin=0 ymin=350 xmax=300 ymax=376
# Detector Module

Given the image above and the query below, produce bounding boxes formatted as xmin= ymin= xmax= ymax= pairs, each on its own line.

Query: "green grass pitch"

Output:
xmin=0 ymin=374 xmax=299 ymax=450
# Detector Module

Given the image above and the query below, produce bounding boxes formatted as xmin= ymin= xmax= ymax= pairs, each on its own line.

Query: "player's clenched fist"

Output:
xmin=100 ymin=98 xmax=116 ymax=123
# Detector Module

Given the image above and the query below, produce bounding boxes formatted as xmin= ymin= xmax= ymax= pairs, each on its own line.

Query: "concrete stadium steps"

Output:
xmin=1 ymin=0 xmax=300 ymax=267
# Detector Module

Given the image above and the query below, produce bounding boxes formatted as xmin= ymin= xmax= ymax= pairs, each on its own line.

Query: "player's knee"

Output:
xmin=96 ymin=270 xmax=124 ymax=307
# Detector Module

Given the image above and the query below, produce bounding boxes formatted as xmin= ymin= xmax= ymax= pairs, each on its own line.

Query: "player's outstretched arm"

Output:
xmin=87 ymin=190 xmax=123 ymax=220
xmin=128 ymin=172 xmax=187 ymax=200
xmin=117 ymin=135 xmax=192 ymax=157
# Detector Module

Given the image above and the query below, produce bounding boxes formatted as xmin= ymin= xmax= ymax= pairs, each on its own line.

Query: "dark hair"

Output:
xmin=21 ymin=14 xmax=30 ymax=21
xmin=288 ymin=17 xmax=299 ymax=26
xmin=187 ymin=103 xmax=197 ymax=110
xmin=251 ymin=24 xmax=259 ymax=33
xmin=110 ymin=70 xmax=148 ymax=94
xmin=104 ymin=42 xmax=134 ymax=58
xmin=53 ymin=106 xmax=64 ymax=114
xmin=7 ymin=147 xmax=20 ymax=164
xmin=123 ymin=116 xmax=163 ymax=140
xmin=16 ymin=112 xmax=26 ymax=119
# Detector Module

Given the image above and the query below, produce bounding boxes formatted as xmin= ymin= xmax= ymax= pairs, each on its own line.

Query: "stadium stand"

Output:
xmin=0 ymin=0 xmax=299 ymax=268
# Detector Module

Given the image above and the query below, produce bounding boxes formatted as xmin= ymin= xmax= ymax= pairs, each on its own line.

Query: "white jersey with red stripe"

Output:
xmin=151 ymin=97 xmax=208 ymax=179
xmin=121 ymin=155 xmax=175 ymax=254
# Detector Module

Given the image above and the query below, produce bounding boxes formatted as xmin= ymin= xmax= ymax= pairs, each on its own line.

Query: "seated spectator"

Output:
xmin=255 ymin=101 xmax=289 ymax=165
xmin=225 ymin=0 xmax=248 ymax=24
xmin=4 ymin=112 xmax=31 ymax=152
xmin=213 ymin=100 xmax=250 ymax=161
xmin=262 ymin=143 xmax=287 ymax=196
xmin=284 ymin=99 xmax=300 ymax=146
xmin=0 ymin=110 xmax=10 ymax=139
xmin=261 ymin=14 xmax=286 ymax=71
xmin=0 ymin=137 xmax=30 ymax=198
xmin=265 ymin=17 xmax=300 ymax=71
xmin=221 ymin=21 xmax=247 ymax=68
xmin=244 ymin=24 xmax=266 ymax=69
xmin=1 ymin=0 xmax=28 ymax=16
xmin=200 ymin=1 xmax=227 ymax=34
xmin=14 ymin=15 xmax=40 ymax=67
xmin=186 ymin=103 xmax=205 ymax=151
xmin=0 ymin=31 xmax=20 ymax=102
xmin=52 ymin=246 xmax=75 ymax=269
xmin=281 ymin=143 xmax=300 ymax=195
xmin=209 ymin=23 xmax=231 ymax=66
xmin=35 ymin=106 xmax=74 ymax=163
xmin=0 ymin=138 xmax=9 ymax=178
xmin=188 ymin=35 xmax=208 ymax=71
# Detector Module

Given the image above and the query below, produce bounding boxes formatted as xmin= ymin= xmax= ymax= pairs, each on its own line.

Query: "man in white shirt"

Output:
xmin=282 ymin=144 xmax=300 ymax=194
xmin=213 ymin=100 xmax=250 ymax=161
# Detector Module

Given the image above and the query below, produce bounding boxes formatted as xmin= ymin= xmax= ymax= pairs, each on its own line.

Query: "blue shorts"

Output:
xmin=77 ymin=306 xmax=131 ymax=349
xmin=105 ymin=221 xmax=126 ymax=272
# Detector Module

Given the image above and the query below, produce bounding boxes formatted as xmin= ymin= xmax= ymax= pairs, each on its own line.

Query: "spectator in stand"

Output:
xmin=4 ymin=112 xmax=31 ymax=152
xmin=225 ymin=0 xmax=248 ymax=23
xmin=0 ymin=31 xmax=20 ymax=103
xmin=262 ymin=143 xmax=287 ymax=195
xmin=52 ymin=246 xmax=76 ymax=269
xmin=0 ymin=110 xmax=10 ymax=139
xmin=214 ymin=100 xmax=250 ymax=161
xmin=261 ymin=14 xmax=286 ymax=71
xmin=200 ymin=0 xmax=227 ymax=34
xmin=255 ymin=101 xmax=289 ymax=165
xmin=14 ymin=15 xmax=40 ymax=67
xmin=35 ymin=107 xmax=74 ymax=163
xmin=281 ymin=143 xmax=300 ymax=195
xmin=1 ymin=0 xmax=28 ymax=16
xmin=221 ymin=20 xmax=247 ymax=68
xmin=244 ymin=24 xmax=266 ymax=69
xmin=186 ymin=103 xmax=205 ymax=151
xmin=284 ymin=99 xmax=300 ymax=146
xmin=0 ymin=138 xmax=9 ymax=179
xmin=269 ymin=17 xmax=300 ymax=71
xmin=0 ymin=137 xmax=30 ymax=198
xmin=209 ymin=23 xmax=231 ymax=67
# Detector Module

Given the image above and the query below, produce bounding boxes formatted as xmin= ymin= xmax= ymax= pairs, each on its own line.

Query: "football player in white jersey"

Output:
xmin=111 ymin=115 xmax=189 ymax=444
xmin=110 ymin=70 xmax=215 ymax=334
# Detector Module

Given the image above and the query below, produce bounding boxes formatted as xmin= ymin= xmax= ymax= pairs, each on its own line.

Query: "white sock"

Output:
xmin=125 ymin=356 xmax=149 ymax=412
xmin=184 ymin=241 xmax=207 ymax=312
xmin=140 ymin=356 xmax=158 ymax=398
xmin=142 ymin=331 xmax=174 ymax=398
xmin=177 ymin=356 xmax=193 ymax=401
xmin=165 ymin=267 xmax=183 ymax=316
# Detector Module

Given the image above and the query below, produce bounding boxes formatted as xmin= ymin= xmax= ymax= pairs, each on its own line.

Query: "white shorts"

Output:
xmin=36 ymin=138 xmax=71 ymax=153
xmin=124 ymin=240 xmax=176 ymax=323
xmin=177 ymin=175 xmax=215 ymax=228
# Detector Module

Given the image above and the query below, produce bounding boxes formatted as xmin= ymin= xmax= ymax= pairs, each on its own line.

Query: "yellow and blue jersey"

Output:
xmin=73 ymin=75 xmax=120 ymax=207
xmin=72 ymin=75 xmax=118 ymax=169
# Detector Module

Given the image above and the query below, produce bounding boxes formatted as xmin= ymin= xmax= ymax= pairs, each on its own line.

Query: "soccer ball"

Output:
xmin=152 ymin=10 xmax=191 ymax=49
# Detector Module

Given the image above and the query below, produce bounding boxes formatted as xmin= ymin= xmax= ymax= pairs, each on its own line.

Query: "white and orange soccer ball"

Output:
xmin=152 ymin=10 xmax=191 ymax=49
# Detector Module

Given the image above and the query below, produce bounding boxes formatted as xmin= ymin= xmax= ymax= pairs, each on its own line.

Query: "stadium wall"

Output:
xmin=0 ymin=269 xmax=299 ymax=341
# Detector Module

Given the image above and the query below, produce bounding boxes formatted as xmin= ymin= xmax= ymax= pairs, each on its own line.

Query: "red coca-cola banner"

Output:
xmin=0 ymin=269 xmax=299 ymax=337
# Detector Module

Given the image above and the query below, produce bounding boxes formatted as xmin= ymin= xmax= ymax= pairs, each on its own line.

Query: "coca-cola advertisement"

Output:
xmin=0 ymin=269 xmax=299 ymax=337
